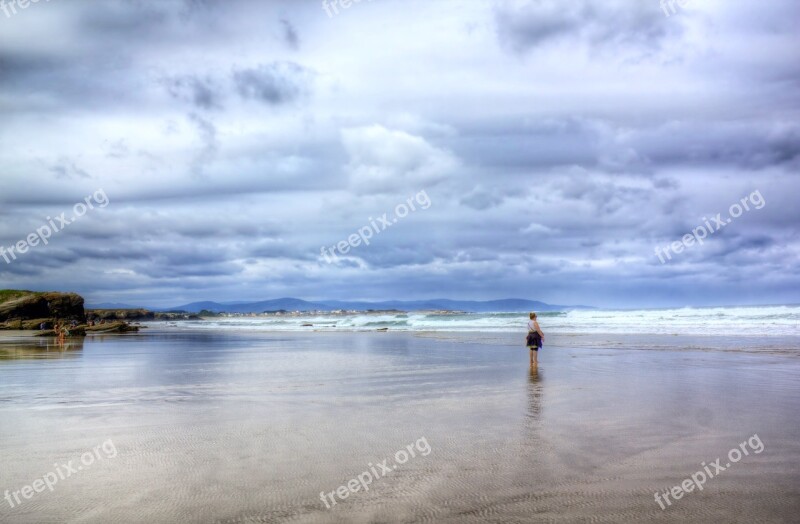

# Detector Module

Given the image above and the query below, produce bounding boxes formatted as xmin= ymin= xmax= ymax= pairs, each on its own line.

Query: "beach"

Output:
xmin=1 ymin=328 xmax=799 ymax=523
xmin=3 ymin=0 xmax=797 ymax=521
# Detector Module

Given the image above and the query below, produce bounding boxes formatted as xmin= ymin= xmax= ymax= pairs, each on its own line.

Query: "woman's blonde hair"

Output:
xmin=529 ymin=312 xmax=537 ymax=320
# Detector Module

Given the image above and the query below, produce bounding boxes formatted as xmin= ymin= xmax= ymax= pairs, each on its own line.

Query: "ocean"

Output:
xmin=158 ymin=304 xmax=800 ymax=337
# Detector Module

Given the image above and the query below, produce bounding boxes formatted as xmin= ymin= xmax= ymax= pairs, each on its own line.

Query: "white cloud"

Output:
xmin=341 ymin=125 xmax=458 ymax=194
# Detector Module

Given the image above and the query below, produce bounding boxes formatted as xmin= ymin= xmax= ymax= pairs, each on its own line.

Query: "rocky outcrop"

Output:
xmin=86 ymin=309 xmax=201 ymax=321
xmin=156 ymin=312 xmax=201 ymax=320
xmin=35 ymin=322 xmax=138 ymax=336
xmin=85 ymin=321 xmax=139 ymax=333
xmin=11 ymin=318 xmax=57 ymax=330
xmin=0 ymin=291 xmax=138 ymax=335
xmin=0 ymin=291 xmax=85 ymax=323
xmin=87 ymin=309 xmax=155 ymax=321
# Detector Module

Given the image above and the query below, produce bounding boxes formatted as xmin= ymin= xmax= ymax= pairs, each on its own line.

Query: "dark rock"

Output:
xmin=87 ymin=309 xmax=155 ymax=321
xmin=21 ymin=318 xmax=53 ymax=330
xmin=154 ymin=312 xmax=201 ymax=320
xmin=0 ymin=320 xmax=22 ymax=330
xmin=36 ymin=327 xmax=86 ymax=337
xmin=86 ymin=309 xmax=200 ymax=321
xmin=85 ymin=321 xmax=139 ymax=333
xmin=0 ymin=292 xmax=85 ymax=323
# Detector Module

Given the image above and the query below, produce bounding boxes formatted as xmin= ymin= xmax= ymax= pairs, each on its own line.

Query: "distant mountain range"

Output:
xmin=88 ymin=298 xmax=593 ymax=314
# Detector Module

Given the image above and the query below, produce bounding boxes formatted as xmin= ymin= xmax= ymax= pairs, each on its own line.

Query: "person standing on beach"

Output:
xmin=526 ymin=312 xmax=544 ymax=367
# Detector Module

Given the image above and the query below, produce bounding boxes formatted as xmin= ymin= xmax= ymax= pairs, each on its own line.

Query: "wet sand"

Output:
xmin=1 ymin=330 xmax=798 ymax=523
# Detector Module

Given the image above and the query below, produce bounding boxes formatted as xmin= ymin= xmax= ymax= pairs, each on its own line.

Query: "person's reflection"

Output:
xmin=527 ymin=366 xmax=543 ymax=420
xmin=0 ymin=337 xmax=85 ymax=360
xmin=54 ymin=337 xmax=85 ymax=354
xmin=515 ymin=364 xmax=545 ymax=482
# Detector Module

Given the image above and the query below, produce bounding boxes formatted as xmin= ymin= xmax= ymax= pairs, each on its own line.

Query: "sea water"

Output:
xmin=156 ymin=304 xmax=800 ymax=337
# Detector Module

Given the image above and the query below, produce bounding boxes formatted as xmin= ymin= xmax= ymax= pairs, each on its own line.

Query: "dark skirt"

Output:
xmin=526 ymin=331 xmax=542 ymax=350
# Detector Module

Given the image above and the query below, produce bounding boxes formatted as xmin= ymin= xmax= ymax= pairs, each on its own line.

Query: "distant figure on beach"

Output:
xmin=54 ymin=319 xmax=68 ymax=341
xmin=526 ymin=312 xmax=544 ymax=367
xmin=52 ymin=321 xmax=65 ymax=345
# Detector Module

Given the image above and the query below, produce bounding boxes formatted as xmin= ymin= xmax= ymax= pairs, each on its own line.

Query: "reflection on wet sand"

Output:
xmin=0 ymin=337 xmax=84 ymax=361
xmin=527 ymin=366 xmax=543 ymax=421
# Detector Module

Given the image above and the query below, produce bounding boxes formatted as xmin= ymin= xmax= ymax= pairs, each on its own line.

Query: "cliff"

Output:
xmin=0 ymin=290 xmax=85 ymax=323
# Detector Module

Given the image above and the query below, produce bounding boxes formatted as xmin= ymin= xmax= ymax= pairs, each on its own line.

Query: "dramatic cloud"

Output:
xmin=0 ymin=0 xmax=797 ymax=308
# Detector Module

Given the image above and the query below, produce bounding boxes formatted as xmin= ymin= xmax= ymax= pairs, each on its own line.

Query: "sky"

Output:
xmin=0 ymin=0 xmax=798 ymax=309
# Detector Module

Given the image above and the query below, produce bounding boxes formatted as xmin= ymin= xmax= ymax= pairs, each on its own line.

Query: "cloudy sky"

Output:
xmin=0 ymin=0 xmax=798 ymax=309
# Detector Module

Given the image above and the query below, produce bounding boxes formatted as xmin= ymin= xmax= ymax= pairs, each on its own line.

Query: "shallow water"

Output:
xmin=1 ymin=330 xmax=799 ymax=523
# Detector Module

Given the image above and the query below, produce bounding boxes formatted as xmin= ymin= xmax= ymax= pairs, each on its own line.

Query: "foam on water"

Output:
xmin=155 ymin=304 xmax=800 ymax=337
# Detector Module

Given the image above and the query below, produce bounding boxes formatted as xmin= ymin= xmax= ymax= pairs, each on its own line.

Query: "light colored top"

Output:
xmin=528 ymin=320 xmax=543 ymax=338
